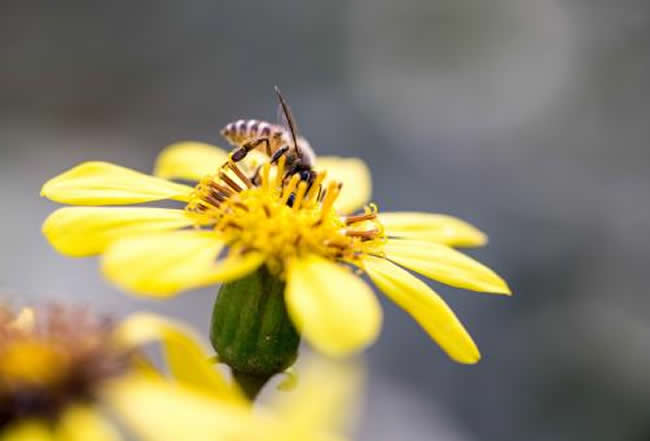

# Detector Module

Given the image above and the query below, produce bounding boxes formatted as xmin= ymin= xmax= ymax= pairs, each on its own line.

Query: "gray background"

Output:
xmin=1 ymin=1 xmax=650 ymax=440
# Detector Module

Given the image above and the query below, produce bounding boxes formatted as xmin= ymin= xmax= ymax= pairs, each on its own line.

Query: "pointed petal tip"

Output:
xmin=458 ymin=224 xmax=489 ymax=248
xmin=448 ymin=340 xmax=481 ymax=364
xmin=473 ymin=232 xmax=489 ymax=247
xmin=456 ymin=351 xmax=481 ymax=365
xmin=40 ymin=179 xmax=55 ymax=199
xmin=488 ymin=279 xmax=512 ymax=296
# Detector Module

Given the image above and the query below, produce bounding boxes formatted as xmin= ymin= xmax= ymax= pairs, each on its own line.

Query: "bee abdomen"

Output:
xmin=221 ymin=119 xmax=287 ymax=151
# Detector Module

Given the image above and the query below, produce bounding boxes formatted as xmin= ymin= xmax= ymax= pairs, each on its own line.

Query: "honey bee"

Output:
xmin=220 ymin=87 xmax=317 ymax=192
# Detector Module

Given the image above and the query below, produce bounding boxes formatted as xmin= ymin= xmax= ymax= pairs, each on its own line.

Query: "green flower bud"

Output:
xmin=210 ymin=266 xmax=300 ymax=380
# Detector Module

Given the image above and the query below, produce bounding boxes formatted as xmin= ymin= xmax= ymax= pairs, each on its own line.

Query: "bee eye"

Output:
xmin=299 ymin=170 xmax=311 ymax=181
xmin=287 ymin=193 xmax=296 ymax=207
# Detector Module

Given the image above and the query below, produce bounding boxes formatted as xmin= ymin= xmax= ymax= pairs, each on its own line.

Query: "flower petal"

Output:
xmin=384 ymin=239 xmax=511 ymax=294
xmin=268 ymin=358 xmax=362 ymax=439
xmin=42 ymin=207 xmax=196 ymax=256
xmin=378 ymin=212 xmax=487 ymax=247
xmin=285 ymin=255 xmax=382 ymax=357
xmin=363 ymin=256 xmax=480 ymax=363
xmin=153 ymin=142 xmax=229 ymax=181
xmin=104 ymin=376 xmax=249 ymax=441
xmin=1 ymin=422 xmax=54 ymax=441
xmin=57 ymin=406 xmax=121 ymax=441
xmin=101 ymin=231 xmax=263 ymax=297
xmin=41 ymin=162 xmax=194 ymax=205
xmin=114 ymin=312 xmax=245 ymax=404
xmin=315 ymin=157 xmax=371 ymax=214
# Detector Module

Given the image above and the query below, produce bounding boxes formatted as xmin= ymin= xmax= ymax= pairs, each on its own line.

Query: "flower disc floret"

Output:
xmin=186 ymin=158 xmax=385 ymax=276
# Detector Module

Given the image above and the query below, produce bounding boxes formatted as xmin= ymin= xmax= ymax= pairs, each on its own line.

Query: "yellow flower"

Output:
xmin=0 ymin=305 xmax=243 ymax=440
xmin=41 ymin=142 xmax=510 ymax=364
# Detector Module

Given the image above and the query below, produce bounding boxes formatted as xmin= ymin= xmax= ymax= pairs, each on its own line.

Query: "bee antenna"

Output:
xmin=274 ymin=85 xmax=302 ymax=160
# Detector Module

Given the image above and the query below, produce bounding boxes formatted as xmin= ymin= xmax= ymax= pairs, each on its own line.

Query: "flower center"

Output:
xmin=0 ymin=306 xmax=131 ymax=428
xmin=186 ymin=157 xmax=385 ymax=275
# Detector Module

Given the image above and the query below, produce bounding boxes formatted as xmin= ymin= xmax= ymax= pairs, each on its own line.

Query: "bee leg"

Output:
xmin=250 ymin=165 xmax=263 ymax=186
xmin=270 ymin=145 xmax=290 ymax=164
xmin=232 ymin=138 xmax=271 ymax=162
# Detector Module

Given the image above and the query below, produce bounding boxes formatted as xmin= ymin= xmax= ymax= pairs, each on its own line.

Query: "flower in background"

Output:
xmin=42 ymin=143 xmax=510 ymax=364
xmin=0 ymin=305 xmax=244 ymax=440
xmin=109 ymin=351 xmax=361 ymax=441
xmin=0 ymin=304 xmax=359 ymax=441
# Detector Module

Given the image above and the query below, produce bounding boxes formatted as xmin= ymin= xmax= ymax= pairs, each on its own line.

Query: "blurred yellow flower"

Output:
xmin=41 ymin=142 xmax=510 ymax=363
xmin=0 ymin=305 xmax=243 ymax=440
xmin=108 ymin=354 xmax=361 ymax=441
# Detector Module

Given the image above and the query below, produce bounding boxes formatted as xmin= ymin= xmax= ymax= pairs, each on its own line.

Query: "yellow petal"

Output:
xmin=115 ymin=312 xmax=245 ymax=404
xmin=153 ymin=142 xmax=228 ymax=181
xmin=315 ymin=157 xmax=371 ymax=214
xmin=41 ymin=162 xmax=194 ymax=205
xmin=1 ymin=422 xmax=54 ymax=441
xmin=56 ymin=406 xmax=121 ymax=441
xmin=285 ymin=255 xmax=382 ymax=357
xmin=363 ymin=256 xmax=480 ymax=364
xmin=378 ymin=212 xmax=487 ymax=247
xmin=104 ymin=376 xmax=249 ymax=441
xmin=268 ymin=358 xmax=362 ymax=440
xmin=101 ymin=231 xmax=263 ymax=297
xmin=384 ymin=239 xmax=511 ymax=294
xmin=42 ymin=207 xmax=195 ymax=257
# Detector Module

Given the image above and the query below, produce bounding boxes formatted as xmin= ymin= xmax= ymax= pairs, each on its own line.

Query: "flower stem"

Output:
xmin=232 ymin=370 xmax=271 ymax=401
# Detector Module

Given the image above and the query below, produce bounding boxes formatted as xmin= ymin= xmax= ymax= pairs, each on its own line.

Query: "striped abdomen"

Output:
xmin=220 ymin=119 xmax=290 ymax=154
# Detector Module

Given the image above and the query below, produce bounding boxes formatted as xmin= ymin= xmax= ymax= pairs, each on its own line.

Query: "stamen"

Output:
xmin=210 ymin=182 xmax=234 ymax=197
xmin=219 ymin=172 xmax=243 ymax=193
xmin=292 ymin=181 xmax=308 ymax=211
xmin=320 ymin=181 xmax=340 ymax=220
xmin=345 ymin=228 xmax=379 ymax=240
xmin=204 ymin=194 xmax=223 ymax=207
xmin=324 ymin=240 xmax=347 ymax=250
xmin=281 ymin=174 xmax=300 ymax=205
xmin=226 ymin=221 xmax=243 ymax=230
xmin=227 ymin=162 xmax=253 ymax=188
xmin=191 ymin=202 xmax=207 ymax=213
xmin=262 ymin=162 xmax=271 ymax=192
xmin=233 ymin=202 xmax=249 ymax=211
xmin=345 ymin=212 xmax=377 ymax=225
xmin=305 ymin=171 xmax=327 ymax=205
xmin=275 ymin=155 xmax=286 ymax=188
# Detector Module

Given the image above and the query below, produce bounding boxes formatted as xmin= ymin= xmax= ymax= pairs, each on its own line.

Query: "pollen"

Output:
xmin=186 ymin=158 xmax=386 ymax=276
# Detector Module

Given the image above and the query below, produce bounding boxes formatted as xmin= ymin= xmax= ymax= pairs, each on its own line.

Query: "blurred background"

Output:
xmin=1 ymin=1 xmax=649 ymax=440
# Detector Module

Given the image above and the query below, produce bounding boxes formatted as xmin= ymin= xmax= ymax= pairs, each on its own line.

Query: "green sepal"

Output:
xmin=210 ymin=266 xmax=300 ymax=379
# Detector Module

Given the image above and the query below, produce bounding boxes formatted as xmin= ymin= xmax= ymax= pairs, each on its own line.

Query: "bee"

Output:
xmin=220 ymin=87 xmax=317 ymax=195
